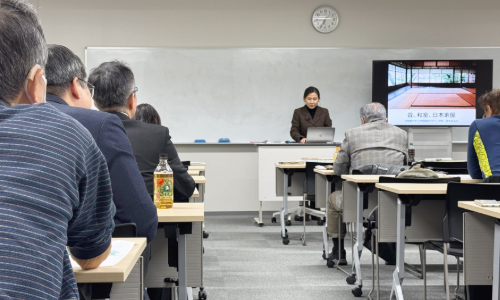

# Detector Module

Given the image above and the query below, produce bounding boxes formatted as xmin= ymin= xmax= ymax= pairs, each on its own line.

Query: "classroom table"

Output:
xmin=191 ymin=187 xmax=199 ymax=198
xmin=188 ymin=170 xmax=201 ymax=176
xmin=73 ymin=237 xmax=147 ymax=299
xmin=375 ymin=183 xmax=448 ymax=300
xmin=274 ymin=162 xmax=306 ymax=245
xmin=340 ymin=174 xmax=481 ymax=298
xmin=152 ymin=203 xmax=205 ymax=300
xmin=459 ymin=201 xmax=500 ymax=300
xmin=188 ymin=165 xmax=205 ymax=171
xmin=313 ymin=169 xmax=336 ymax=261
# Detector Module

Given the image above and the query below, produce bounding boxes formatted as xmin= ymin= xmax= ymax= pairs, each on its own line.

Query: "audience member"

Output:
xmin=0 ymin=1 xmax=115 ymax=298
xmin=328 ymin=103 xmax=407 ymax=264
xmin=134 ymin=103 xmax=162 ymax=125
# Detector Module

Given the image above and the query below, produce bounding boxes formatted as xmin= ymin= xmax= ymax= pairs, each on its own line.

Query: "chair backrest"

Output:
xmin=378 ymin=176 xmax=461 ymax=184
xmin=421 ymin=161 xmax=468 ymax=175
xmin=446 ymin=182 xmax=500 ymax=242
xmin=112 ymin=223 xmax=137 ymax=238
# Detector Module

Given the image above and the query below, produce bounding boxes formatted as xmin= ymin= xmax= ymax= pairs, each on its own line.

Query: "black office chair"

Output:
xmin=112 ymin=223 xmax=137 ymax=238
xmin=420 ymin=161 xmax=468 ymax=175
xmin=423 ymin=182 xmax=500 ymax=300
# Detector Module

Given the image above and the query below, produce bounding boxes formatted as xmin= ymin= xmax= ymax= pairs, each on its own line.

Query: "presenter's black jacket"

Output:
xmin=290 ymin=105 xmax=332 ymax=142
xmin=108 ymin=111 xmax=196 ymax=202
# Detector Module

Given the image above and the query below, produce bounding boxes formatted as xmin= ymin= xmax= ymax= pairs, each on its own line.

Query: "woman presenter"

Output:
xmin=290 ymin=86 xmax=332 ymax=143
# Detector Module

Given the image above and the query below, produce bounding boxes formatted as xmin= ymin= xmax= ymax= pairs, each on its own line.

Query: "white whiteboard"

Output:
xmin=85 ymin=47 xmax=500 ymax=143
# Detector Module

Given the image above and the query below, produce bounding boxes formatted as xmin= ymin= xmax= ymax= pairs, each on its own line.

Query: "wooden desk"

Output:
xmin=344 ymin=174 xmax=481 ymax=184
xmin=313 ymin=169 xmax=335 ymax=176
xmin=375 ymin=182 xmax=451 ymax=300
xmin=74 ymin=237 xmax=147 ymax=299
xmin=460 ymin=201 xmax=500 ymax=299
xmin=188 ymin=170 xmax=200 ymax=176
xmin=149 ymin=203 xmax=205 ymax=300
xmin=188 ymin=165 xmax=205 ymax=171
xmin=73 ymin=237 xmax=147 ymax=282
xmin=275 ymin=162 xmax=306 ymax=169
xmin=191 ymin=188 xmax=199 ymax=198
xmin=191 ymin=176 xmax=206 ymax=184
xmin=157 ymin=203 xmax=204 ymax=223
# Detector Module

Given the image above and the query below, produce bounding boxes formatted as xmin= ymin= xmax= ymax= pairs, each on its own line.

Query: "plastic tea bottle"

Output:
xmin=154 ymin=153 xmax=174 ymax=209
xmin=334 ymin=147 xmax=341 ymax=162
xmin=408 ymin=143 xmax=415 ymax=163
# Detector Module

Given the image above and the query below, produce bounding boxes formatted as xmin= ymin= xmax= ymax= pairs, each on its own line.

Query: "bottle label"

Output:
xmin=156 ymin=178 xmax=173 ymax=198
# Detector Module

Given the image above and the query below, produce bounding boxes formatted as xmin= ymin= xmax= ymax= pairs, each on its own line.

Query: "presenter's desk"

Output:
xmin=146 ymin=203 xmax=204 ymax=300
xmin=73 ymin=237 xmax=147 ymax=299
xmin=459 ymin=201 xmax=500 ymax=300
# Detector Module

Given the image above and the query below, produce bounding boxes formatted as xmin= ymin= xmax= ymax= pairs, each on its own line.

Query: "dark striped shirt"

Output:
xmin=0 ymin=99 xmax=115 ymax=299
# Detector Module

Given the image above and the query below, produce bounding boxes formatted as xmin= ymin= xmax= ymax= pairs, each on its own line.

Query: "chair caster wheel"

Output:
xmin=203 ymin=231 xmax=209 ymax=239
xmin=258 ymin=223 xmax=264 ymax=227
xmin=346 ymin=275 xmax=356 ymax=285
xmin=282 ymin=238 xmax=289 ymax=245
xmin=271 ymin=217 xmax=276 ymax=223
xmin=294 ymin=215 xmax=300 ymax=221
xmin=317 ymin=219 xmax=324 ymax=226
xmin=198 ymin=290 xmax=207 ymax=300
xmin=351 ymin=287 xmax=362 ymax=297
xmin=286 ymin=220 xmax=292 ymax=226
xmin=327 ymin=260 xmax=335 ymax=268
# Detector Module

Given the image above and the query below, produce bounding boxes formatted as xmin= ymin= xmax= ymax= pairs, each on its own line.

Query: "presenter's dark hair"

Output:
xmin=303 ymin=86 xmax=320 ymax=99
xmin=88 ymin=60 xmax=135 ymax=110
xmin=133 ymin=103 xmax=162 ymax=125
xmin=478 ymin=89 xmax=500 ymax=116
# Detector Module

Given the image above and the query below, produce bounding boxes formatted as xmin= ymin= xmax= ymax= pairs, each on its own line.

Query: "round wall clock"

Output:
xmin=312 ymin=6 xmax=339 ymax=33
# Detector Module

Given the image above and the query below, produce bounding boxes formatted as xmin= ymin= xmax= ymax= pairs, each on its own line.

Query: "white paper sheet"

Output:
xmin=70 ymin=240 xmax=135 ymax=268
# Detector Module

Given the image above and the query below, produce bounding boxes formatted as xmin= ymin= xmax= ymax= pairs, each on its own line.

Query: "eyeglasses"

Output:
xmin=130 ymin=87 xmax=138 ymax=97
xmin=77 ymin=78 xmax=94 ymax=98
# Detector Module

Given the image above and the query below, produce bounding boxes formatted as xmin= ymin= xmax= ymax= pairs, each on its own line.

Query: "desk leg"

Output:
xmin=348 ymin=187 xmax=364 ymax=295
xmin=390 ymin=197 xmax=405 ymax=300
xmin=280 ymin=171 xmax=289 ymax=245
xmin=493 ymin=221 xmax=500 ymax=300
xmin=179 ymin=233 xmax=188 ymax=300
xmin=322 ymin=177 xmax=331 ymax=259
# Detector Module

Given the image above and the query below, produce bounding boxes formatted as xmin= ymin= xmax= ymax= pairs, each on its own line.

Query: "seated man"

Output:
xmin=45 ymin=44 xmax=158 ymax=299
xmin=89 ymin=61 xmax=196 ymax=202
xmin=328 ymin=102 xmax=407 ymax=264
xmin=468 ymin=89 xmax=500 ymax=180
xmin=0 ymin=1 xmax=115 ymax=298
xmin=89 ymin=61 xmax=196 ymax=300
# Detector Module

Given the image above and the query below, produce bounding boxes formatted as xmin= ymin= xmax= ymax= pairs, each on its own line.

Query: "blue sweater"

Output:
xmin=467 ymin=115 xmax=500 ymax=179
xmin=0 ymin=99 xmax=115 ymax=299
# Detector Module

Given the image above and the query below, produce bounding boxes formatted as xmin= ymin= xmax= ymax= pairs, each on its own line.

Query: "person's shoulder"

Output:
xmin=127 ymin=119 xmax=169 ymax=134
xmin=51 ymin=103 xmax=116 ymax=123
xmin=293 ymin=106 xmax=306 ymax=114
xmin=318 ymin=106 xmax=329 ymax=113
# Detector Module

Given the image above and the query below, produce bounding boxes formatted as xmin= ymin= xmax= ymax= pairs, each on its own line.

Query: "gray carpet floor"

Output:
xmin=196 ymin=212 xmax=463 ymax=300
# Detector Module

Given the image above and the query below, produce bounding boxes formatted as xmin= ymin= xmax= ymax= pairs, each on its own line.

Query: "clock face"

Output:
xmin=312 ymin=6 xmax=339 ymax=33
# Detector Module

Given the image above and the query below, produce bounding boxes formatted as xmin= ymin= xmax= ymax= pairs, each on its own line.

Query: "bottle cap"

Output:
xmin=159 ymin=153 xmax=168 ymax=159
xmin=410 ymin=143 xmax=413 ymax=146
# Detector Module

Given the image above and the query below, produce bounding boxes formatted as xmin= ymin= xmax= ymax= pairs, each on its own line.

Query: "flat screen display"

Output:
xmin=372 ymin=60 xmax=493 ymax=126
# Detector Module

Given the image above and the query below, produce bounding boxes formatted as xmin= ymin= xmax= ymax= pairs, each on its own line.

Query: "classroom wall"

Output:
xmin=32 ymin=0 xmax=500 ymax=60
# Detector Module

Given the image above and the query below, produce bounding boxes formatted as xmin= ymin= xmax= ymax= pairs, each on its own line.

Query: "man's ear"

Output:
xmin=127 ymin=93 xmax=135 ymax=117
xmin=24 ymin=67 xmax=46 ymax=104
xmin=385 ymin=118 xmax=388 ymax=122
xmin=361 ymin=118 xmax=366 ymax=125
xmin=69 ymin=77 xmax=82 ymax=100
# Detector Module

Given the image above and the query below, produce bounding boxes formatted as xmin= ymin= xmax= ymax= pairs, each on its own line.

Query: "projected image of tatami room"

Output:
xmin=388 ymin=61 xmax=476 ymax=109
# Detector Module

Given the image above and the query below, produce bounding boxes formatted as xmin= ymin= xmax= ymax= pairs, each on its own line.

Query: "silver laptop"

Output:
xmin=306 ymin=127 xmax=335 ymax=143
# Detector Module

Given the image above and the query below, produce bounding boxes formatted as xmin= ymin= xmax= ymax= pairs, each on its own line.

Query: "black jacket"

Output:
xmin=47 ymin=95 xmax=158 ymax=243
xmin=108 ymin=111 xmax=196 ymax=202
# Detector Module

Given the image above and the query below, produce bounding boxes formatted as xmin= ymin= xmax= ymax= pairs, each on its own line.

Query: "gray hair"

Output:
xmin=46 ymin=44 xmax=87 ymax=97
xmin=360 ymin=102 xmax=387 ymax=122
xmin=88 ymin=61 xmax=135 ymax=110
xmin=0 ymin=0 xmax=47 ymax=102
